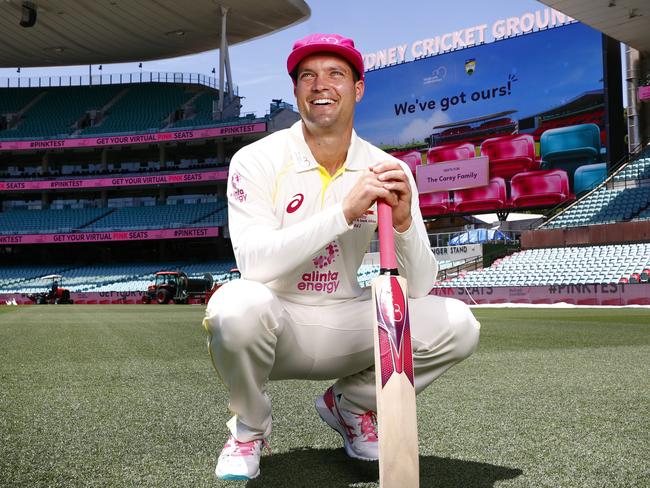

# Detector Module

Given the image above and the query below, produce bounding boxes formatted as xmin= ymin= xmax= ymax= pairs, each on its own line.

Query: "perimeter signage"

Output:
xmin=0 ymin=170 xmax=228 ymax=192
xmin=0 ymin=122 xmax=266 ymax=152
xmin=0 ymin=227 xmax=219 ymax=245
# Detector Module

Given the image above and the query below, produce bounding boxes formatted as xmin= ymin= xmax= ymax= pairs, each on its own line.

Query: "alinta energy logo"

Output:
xmin=297 ymin=241 xmax=341 ymax=294
xmin=229 ymin=171 xmax=247 ymax=203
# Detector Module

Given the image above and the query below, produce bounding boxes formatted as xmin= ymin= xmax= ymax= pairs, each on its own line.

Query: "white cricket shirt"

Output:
xmin=227 ymin=121 xmax=438 ymax=305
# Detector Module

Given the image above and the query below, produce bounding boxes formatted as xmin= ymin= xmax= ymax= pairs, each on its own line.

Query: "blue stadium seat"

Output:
xmin=540 ymin=123 xmax=601 ymax=187
xmin=573 ymin=163 xmax=607 ymax=195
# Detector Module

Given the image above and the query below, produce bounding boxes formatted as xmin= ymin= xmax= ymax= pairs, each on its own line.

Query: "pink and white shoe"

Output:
xmin=315 ymin=386 xmax=379 ymax=461
xmin=215 ymin=435 xmax=269 ymax=480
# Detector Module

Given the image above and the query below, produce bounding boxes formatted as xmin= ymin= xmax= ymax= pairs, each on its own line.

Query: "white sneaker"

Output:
xmin=315 ymin=386 xmax=379 ymax=461
xmin=214 ymin=435 xmax=268 ymax=480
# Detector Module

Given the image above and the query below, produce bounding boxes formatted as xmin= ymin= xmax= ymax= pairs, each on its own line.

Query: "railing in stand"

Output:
xmin=1 ymin=71 xmax=238 ymax=95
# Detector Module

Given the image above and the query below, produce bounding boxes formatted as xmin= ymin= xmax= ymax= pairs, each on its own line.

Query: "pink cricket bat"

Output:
xmin=372 ymin=201 xmax=419 ymax=487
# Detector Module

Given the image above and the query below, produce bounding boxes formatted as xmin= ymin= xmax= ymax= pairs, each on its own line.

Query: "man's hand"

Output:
xmin=373 ymin=161 xmax=412 ymax=232
xmin=342 ymin=161 xmax=412 ymax=232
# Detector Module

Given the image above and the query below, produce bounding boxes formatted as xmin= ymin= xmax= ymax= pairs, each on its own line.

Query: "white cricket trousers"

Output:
xmin=203 ymin=279 xmax=480 ymax=442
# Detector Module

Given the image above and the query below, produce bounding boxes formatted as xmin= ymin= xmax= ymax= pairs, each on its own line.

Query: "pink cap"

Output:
xmin=287 ymin=33 xmax=365 ymax=81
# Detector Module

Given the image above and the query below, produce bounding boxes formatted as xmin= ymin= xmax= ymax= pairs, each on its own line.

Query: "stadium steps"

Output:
xmin=0 ymin=90 xmax=47 ymax=132
xmin=15 ymin=91 xmax=47 ymax=118
xmin=101 ymin=87 xmax=131 ymax=112
xmin=77 ymin=208 xmax=117 ymax=230
xmin=161 ymin=90 xmax=206 ymax=130
xmin=167 ymin=91 xmax=221 ymax=129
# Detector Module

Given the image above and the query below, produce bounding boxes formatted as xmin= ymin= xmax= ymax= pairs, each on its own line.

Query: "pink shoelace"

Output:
xmin=358 ymin=411 xmax=378 ymax=442
xmin=224 ymin=436 xmax=271 ymax=457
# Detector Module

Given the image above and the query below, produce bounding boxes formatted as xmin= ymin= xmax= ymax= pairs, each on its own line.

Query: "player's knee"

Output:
xmin=204 ymin=279 xmax=276 ymax=351
xmin=447 ymin=299 xmax=480 ymax=361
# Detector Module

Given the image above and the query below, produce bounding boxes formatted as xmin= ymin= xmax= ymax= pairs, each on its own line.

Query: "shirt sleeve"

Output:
xmin=227 ymin=146 xmax=352 ymax=284
xmin=393 ymin=164 xmax=438 ymax=298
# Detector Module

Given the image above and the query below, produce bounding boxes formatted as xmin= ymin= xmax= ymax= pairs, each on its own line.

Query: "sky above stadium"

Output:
xmin=0 ymin=0 xmax=569 ymax=116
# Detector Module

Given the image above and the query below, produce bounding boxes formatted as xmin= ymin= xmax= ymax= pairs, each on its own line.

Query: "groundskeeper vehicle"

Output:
xmin=28 ymin=274 xmax=74 ymax=304
xmin=142 ymin=271 xmax=216 ymax=304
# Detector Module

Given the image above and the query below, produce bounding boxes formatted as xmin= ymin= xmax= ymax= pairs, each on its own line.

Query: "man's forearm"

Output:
xmin=232 ymin=203 xmax=351 ymax=283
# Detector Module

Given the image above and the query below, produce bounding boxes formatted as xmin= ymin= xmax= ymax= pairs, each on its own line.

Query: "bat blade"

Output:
xmin=372 ymin=273 xmax=419 ymax=488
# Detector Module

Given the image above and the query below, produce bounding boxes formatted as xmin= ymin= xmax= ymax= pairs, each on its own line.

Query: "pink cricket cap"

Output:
xmin=287 ymin=33 xmax=365 ymax=82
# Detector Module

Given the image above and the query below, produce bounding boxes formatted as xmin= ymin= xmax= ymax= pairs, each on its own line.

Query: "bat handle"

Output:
xmin=377 ymin=200 xmax=398 ymax=272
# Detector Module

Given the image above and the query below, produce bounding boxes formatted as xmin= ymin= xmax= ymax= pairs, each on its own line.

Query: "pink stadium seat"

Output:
xmin=419 ymin=191 xmax=450 ymax=216
xmin=451 ymin=177 xmax=507 ymax=213
xmin=509 ymin=170 xmax=573 ymax=208
xmin=480 ymin=134 xmax=538 ymax=179
xmin=427 ymin=142 xmax=475 ymax=163
xmin=390 ymin=150 xmax=422 ymax=174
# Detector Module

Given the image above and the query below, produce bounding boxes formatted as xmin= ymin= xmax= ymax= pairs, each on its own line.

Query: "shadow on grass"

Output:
xmin=247 ymin=448 xmax=522 ymax=487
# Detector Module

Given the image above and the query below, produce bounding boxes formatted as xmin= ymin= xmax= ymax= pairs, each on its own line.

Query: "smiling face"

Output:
xmin=293 ymin=53 xmax=365 ymax=137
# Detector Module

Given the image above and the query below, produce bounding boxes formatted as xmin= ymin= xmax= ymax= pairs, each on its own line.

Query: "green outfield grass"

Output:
xmin=1 ymin=305 xmax=648 ymax=487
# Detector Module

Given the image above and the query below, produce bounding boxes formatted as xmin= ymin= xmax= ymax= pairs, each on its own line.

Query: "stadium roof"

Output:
xmin=538 ymin=0 xmax=650 ymax=53
xmin=537 ymin=90 xmax=604 ymax=119
xmin=0 ymin=0 xmax=310 ymax=68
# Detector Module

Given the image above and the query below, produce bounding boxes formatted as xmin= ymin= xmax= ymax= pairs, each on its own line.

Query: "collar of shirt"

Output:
xmin=288 ymin=121 xmax=369 ymax=174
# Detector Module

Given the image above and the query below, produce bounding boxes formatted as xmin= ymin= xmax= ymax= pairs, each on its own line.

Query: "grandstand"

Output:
xmin=436 ymin=243 xmax=650 ymax=288
xmin=0 ymin=0 xmax=648 ymax=309
xmin=0 ymin=75 xmax=298 ymax=302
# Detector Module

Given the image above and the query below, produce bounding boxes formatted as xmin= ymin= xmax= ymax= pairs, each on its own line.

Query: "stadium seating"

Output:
xmin=0 ymin=88 xmax=41 ymax=115
xmin=168 ymin=91 xmax=219 ymax=129
xmin=2 ymin=86 xmax=122 ymax=138
xmin=0 ymin=260 xmax=387 ymax=293
xmin=85 ymin=201 xmax=227 ymax=231
xmin=390 ymin=150 xmax=422 ymax=174
xmin=573 ymin=163 xmax=607 ymax=195
xmin=544 ymin=187 xmax=624 ymax=228
xmin=480 ymin=134 xmax=538 ymax=179
xmin=451 ymin=177 xmax=507 ymax=213
xmin=540 ymin=123 xmax=601 ymax=184
xmin=588 ymin=186 xmax=650 ymax=224
xmin=427 ymin=142 xmax=475 ymax=163
xmin=435 ymin=243 xmax=650 ymax=287
xmin=0 ymin=207 xmax=112 ymax=235
xmin=81 ymin=84 xmax=193 ymax=135
xmin=613 ymin=157 xmax=650 ymax=182
xmin=419 ymin=191 xmax=450 ymax=216
xmin=509 ymin=170 xmax=573 ymax=208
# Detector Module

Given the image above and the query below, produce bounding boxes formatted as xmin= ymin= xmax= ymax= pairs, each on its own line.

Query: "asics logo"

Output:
xmin=286 ymin=193 xmax=304 ymax=213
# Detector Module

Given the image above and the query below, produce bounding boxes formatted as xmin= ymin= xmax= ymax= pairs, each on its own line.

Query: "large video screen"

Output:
xmin=356 ymin=22 xmax=606 ymax=215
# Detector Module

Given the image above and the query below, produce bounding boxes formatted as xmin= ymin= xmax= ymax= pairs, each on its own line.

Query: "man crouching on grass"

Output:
xmin=203 ymin=33 xmax=480 ymax=480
